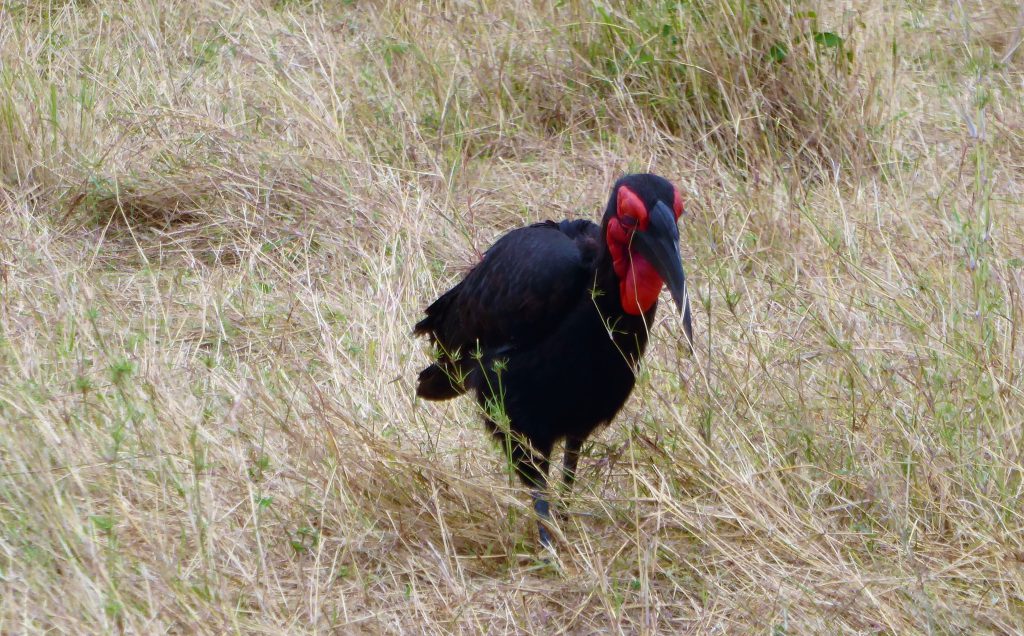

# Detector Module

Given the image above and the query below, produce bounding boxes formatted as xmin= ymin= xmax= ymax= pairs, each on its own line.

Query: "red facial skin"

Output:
xmin=606 ymin=185 xmax=684 ymax=315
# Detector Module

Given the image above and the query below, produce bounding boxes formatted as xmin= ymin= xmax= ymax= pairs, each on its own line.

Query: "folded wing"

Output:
xmin=414 ymin=220 xmax=599 ymax=399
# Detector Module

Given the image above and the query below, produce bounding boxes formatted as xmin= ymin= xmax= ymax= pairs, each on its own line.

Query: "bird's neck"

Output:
xmin=593 ymin=247 xmax=656 ymax=366
xmin=600 ymin=219 xmax=664 ymax=315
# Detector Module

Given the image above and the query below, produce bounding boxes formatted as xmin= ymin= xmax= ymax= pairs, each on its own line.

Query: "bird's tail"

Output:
xmin=416 ymin=363 xmax=466 ymax=401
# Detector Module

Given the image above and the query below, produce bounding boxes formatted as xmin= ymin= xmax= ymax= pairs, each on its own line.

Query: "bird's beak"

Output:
xmin=632 ymin=200 xmax=694 ymax=349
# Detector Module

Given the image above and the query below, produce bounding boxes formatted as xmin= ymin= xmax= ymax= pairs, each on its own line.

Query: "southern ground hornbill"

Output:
xmin=414 ymin=174 xmax=693 ymax=548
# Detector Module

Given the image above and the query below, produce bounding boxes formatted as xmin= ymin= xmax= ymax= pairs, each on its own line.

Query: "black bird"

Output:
xmin=414 ymin=174 xmax=693 ymax=547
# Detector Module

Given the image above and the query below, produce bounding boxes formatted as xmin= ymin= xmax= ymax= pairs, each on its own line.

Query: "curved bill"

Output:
xmin=632 ymin=200 xmax=694 ymax=351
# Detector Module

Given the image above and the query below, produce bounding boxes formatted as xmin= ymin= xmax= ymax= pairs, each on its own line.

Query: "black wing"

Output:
xmin=415 ymin=220 xmax=600 ymax=357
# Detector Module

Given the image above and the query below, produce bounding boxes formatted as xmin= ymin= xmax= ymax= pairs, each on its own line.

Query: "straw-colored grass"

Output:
xmin=2 ymin=0 xmax=1023 ymax=633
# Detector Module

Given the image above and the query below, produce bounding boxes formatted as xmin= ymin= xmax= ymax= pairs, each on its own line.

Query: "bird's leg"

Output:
xmin=510 ymin=439 xmax=554 ymax=549
xmin=555 ymin=437 xmax=584 ymax=522
xmin=561 ymin=437 xmax=584 ymax=495
xmin=531 ymin=490 xmax=553 ymax=549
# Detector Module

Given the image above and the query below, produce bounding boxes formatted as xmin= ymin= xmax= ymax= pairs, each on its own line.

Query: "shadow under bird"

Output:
xmin=414 ymin=173 xmax=694 ymax=548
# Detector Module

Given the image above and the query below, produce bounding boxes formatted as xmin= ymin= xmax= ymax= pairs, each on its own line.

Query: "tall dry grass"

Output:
xmin=1 ymin=0 xmax=1023 ymax=633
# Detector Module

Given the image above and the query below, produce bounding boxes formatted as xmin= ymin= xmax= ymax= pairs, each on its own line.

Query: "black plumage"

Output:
xmin=414 ymin=174 xmax=693 ymax=547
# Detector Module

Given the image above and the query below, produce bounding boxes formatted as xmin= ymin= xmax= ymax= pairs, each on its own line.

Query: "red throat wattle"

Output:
xmin=606 ymin=186 xmax=664 ymax=315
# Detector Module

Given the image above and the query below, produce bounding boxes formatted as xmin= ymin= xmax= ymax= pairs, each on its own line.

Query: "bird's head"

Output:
xmin=603 ymin=174 xmax=693 ymax=343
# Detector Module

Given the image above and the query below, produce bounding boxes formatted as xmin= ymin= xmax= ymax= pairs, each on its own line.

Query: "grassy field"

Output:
xmin=1 ymin=0 xmax=1023 ymax=633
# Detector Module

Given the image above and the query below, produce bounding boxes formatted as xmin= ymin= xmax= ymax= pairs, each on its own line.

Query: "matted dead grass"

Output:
xmin=1 ymin=0 xmax=1022 ymax=633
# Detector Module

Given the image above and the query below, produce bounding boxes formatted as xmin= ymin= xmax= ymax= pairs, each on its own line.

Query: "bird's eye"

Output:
xmin=616 ymin=185 xmax=647 ymax=231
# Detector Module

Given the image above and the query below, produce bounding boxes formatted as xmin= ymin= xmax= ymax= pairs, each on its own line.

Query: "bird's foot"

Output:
xmin=532 ymin=491 xmax=557 ymax=551
xmin=537 ymin=520 xmax=554 ymax=550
